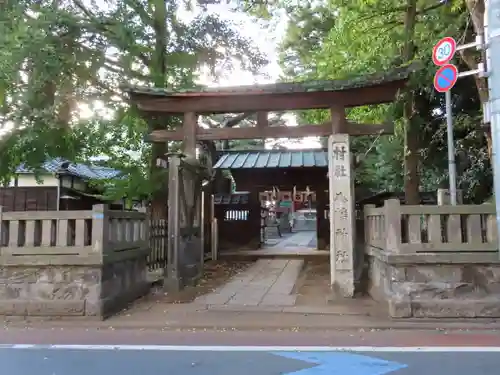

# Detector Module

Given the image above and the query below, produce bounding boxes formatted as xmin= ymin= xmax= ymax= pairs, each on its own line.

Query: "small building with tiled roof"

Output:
xmin=213 ymin=148 xmax=329 ymax=196
xmin=1 ymin=158 xmax=125 ymax=212
xmin=15 ymin=158 xmax=122 ymax=180
xmin=212 ymin=148 xmax=332 ymax=250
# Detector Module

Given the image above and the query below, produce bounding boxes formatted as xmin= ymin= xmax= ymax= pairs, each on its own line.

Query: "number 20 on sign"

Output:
xmin=432 ymin=37 xmax=457 ymax=66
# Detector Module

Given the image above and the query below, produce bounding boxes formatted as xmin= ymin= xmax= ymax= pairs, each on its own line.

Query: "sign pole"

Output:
xmin=433 ymin=34 xmax=487 ymax=206
xmin=445 ymin=89 xmax=458 ymax=205
xmin=433 ymin=63 xmax=458 ymax=205
xmin=432 ymin=37 xmax=459 ymax=205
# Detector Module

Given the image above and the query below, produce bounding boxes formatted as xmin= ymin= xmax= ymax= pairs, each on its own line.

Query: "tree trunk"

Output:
xmin=149 ymin=0 xmax=168 ymax=219
xmin=402 ymin=0 xmax=420 ymax=204
xmin=57 ymin=32 xmax=78 ymax=129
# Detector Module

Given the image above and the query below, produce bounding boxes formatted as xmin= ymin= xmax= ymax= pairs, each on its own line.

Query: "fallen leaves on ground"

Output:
xmin=159 ymin=261 xmax=253 ymax=304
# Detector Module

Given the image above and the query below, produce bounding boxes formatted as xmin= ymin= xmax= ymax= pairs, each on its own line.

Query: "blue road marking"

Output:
xmin=273 ymin=351 xmax=407 ymax=375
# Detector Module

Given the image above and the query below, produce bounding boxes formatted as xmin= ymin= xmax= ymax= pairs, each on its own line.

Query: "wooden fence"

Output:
xmin=364 ymin=199 xmax=498 ymax=253
xmin=148 ymin=219 xmax=167 ymax=270
xmin=0 ymin=205 xmax=148 ymax=264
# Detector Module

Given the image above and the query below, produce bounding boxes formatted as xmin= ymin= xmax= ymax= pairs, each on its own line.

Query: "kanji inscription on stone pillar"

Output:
xmin=328 ymin=134 xmax=355 ymax=297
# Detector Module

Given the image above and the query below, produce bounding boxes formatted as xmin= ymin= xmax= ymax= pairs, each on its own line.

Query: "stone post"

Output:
xmin=437 ymin=188 xmax=463 ymax=205
xmin=363 ymin=204 xmax=375 ymax=251
xmin=88 ymin=204 xmax=109 ymax=317
xmin=138 ymin=206 xmax=149 ymax=250
xmin=328 ymin=133 xmax=355 ymax=297
xmin=165 ymin=154 xmax=182 ymax=292
xmin=0 ymin=206 xmax=3 ymax=252
xmin=384 ymin=199 xmax=402 ymax=253
xmin=91 ymin=204 xmax=109 ymax=258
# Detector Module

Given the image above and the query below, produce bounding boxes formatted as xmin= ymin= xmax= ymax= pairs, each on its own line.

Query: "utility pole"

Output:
xmin=486 ymin=0 xmax=500 ymax=253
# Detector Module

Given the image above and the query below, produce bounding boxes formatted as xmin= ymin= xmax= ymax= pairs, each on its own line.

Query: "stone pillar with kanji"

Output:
xmin=327 ymin=133 xmax=355 ymax=297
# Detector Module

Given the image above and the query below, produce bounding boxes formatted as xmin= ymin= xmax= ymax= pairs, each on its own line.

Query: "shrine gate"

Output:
xmin=127 ymin=64 xmax=415 ymax=297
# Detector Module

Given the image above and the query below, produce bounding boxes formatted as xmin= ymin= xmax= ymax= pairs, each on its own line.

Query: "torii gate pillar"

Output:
xmin=327 ymin=133 xmax=355 ymax=297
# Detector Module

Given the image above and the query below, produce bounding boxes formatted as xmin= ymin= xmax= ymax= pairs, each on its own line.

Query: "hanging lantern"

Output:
xmin=280 ymin=191 xmax=292 ymax=201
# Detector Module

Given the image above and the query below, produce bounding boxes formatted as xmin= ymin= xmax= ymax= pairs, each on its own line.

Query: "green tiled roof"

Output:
xmin=213 ymin=149 xmax=328 ymax=169
xmin=125 ymin=63 xmax=420 ymax=97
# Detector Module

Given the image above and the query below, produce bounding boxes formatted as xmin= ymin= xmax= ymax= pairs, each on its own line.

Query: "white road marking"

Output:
xmin=1 ymin=345 xmax=500 ymax=352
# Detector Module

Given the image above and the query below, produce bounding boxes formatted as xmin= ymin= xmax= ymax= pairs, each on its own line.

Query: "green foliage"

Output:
xmin=257 ymin=0 xmax=491 ymax=201
xmin=0 ymin=0 xmax=266 ymax=199
xmin=1 ymin=0 xmax=491 ymax=203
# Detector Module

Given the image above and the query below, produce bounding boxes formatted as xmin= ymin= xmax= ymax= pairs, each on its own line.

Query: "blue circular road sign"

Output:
xmin=433 ymin=64 xmax=458 ymax=93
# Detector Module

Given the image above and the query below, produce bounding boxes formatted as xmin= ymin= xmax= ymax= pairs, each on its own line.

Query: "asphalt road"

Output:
xmin=2 ymin=328 xmax=500 ymax=375
xmin=2 ymin=346 xmax=500 ymax=375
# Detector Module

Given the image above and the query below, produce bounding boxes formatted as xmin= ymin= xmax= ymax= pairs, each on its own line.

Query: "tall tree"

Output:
xmin=402 ymin=0 xmax=419 ymax=204
xmin=249 ymin=0 xmax=490 ymax=201
xmin=0 ymin=0 xmax=267 ymax=205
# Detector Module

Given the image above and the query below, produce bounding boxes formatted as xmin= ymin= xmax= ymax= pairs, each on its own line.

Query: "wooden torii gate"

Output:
xmin=127 ymin=64 xmax=414 ymax=296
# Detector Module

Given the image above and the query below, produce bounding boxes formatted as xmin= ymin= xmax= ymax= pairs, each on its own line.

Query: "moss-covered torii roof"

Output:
xmin=125 ymin=63 xmax=419 ymax=114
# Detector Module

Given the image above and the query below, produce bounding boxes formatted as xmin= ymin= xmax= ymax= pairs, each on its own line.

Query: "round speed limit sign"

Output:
xmin=432 ymin=37 xmax=457 ymax=66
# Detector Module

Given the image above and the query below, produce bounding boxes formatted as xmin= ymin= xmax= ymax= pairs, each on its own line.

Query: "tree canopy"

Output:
xmin=270 ymin=0 xmax=491 ymax=202
xmin=0 ymin=0 xmax=492 ymax=205
xmin=0 ymin=0 xmax=266 ymax=202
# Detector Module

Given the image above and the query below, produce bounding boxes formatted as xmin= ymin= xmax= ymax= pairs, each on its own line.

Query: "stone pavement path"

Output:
xmin=193 ymin=259 xmax=304 ymax=307
xmin=267 ymin=231 xmax=316 ymax=249
xmin=264 ymin=231 xmax=294 ymax=247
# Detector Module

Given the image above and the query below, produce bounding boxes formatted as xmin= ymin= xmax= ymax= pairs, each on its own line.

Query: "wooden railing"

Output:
xmin=0 ymin=205 xmax=148 ymax=264
xmin=364 ymin=199 xmax=498 ymax=253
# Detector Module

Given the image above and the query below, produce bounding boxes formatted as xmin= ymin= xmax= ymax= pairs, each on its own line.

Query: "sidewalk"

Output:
xmin=3 ymin=300 xmax=500 ymax=332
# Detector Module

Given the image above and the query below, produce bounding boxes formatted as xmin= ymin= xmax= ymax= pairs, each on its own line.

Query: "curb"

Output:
xmin=3 ymin=311 xmax=500 ymax=332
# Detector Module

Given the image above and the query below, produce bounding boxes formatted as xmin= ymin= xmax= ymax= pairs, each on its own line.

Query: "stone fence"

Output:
xmin=0 ymin=205 xmax=150 ymax=319
xmin=364 ymin=199 xmax=498 ymax=253
xmin=364 ymin=199 xmax=500 ymax=318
